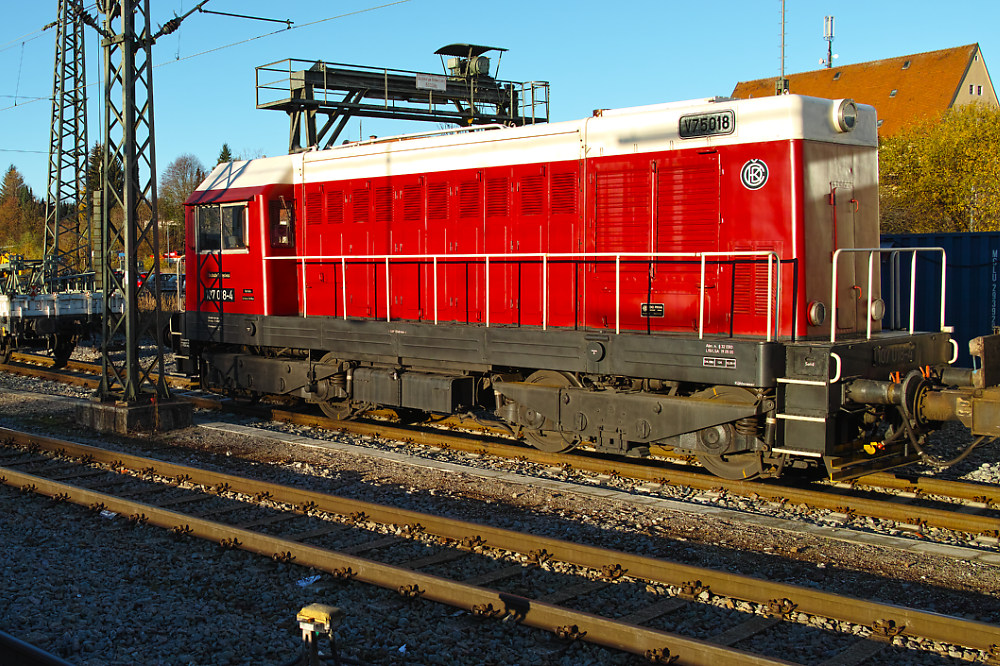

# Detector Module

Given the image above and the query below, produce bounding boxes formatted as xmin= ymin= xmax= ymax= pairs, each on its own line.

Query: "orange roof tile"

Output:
xmin=731 ymin=44 xmax=980 ymax=136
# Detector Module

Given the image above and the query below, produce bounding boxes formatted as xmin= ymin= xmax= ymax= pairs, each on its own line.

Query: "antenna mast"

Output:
xmin=822 ymin=15 xmax=836 ymax=68
xmin=775 ymin=0 xmax=789 ymax=95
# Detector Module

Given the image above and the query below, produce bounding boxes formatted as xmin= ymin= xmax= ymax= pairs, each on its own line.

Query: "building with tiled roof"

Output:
xmin=731 ymin=44 xmax=997 ymax=137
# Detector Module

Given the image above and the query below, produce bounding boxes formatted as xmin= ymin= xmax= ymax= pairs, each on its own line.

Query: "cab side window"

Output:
xmin=196 ymin=205 xmax=221 ymax=251
xmin=197 ymin=202 xmax=247 ymax=252
xmin=269 ymin=200 xmax=295 ymax=248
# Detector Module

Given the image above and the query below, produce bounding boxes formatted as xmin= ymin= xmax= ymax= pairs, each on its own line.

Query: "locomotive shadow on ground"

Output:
xmin=162 ymin=427 xmax=1000 ymax=664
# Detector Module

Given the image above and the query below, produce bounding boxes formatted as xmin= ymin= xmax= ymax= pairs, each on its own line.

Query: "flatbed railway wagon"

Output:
xmin=176 ymin=94 xmax=1000 ymax=480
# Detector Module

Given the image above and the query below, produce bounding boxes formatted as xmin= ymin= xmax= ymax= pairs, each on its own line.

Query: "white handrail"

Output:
xmin=829 ymin=247 xmax=946 ymax=343
xmin=698 ymin=255 xmax=706 ymax=340
xmin=615 ymin=255 xmax=621 ymax=335
xmin=340 ymin=257 xmax=347 ymax=320
xmin=542 ymin=254 xmax=548 ymax=332
xmin=272 ymin=250 xmax=783 ymax=339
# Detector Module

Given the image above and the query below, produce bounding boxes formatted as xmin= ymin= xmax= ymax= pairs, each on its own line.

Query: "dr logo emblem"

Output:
xmin=741 ymin=159 xmax=768 ymax=190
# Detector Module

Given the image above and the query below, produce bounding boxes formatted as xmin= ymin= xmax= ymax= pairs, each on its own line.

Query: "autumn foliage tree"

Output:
xmin=880 ymin=102 xmax=1000 ymax=234
xmin=0 ymin=165 xmax=44 ymax=258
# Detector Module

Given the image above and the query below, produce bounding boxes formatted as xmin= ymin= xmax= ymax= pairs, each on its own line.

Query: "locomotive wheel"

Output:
xmin=519 ymin=370 xmax=581 ymax=453
xmin=691 ymin=386 xmax=763 ymax=480
xmin=695 ymin=451 xmax=764 ymax=480
xmin=316 ymin=353 xmax=353 ymax=421
xmin=51 ymin=335 xmax=76 ymax=369
xmin=319 ymin=399 xmax=353 ymax=421
xmin=0 ymin=339 xmax=11 ymax=365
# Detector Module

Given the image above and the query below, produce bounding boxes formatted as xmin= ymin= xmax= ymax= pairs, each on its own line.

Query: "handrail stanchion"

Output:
xmin=301 ymin=257 xmax=308 ymax=317
xmin=698 ymin=254 xmax=706 ymax=339
xmin=542 ymin=254 xmax=548 ymax=331
xmin=775 ymin=254 xmax=782 ymax=341
xmin=615 ymin=255 xmax=621 ymax=335
xmin=433 ymin=256 xmax=438 ymax=325
xmin=767 ymin=253 xmax=781 ymax=342
xmin=866 ymin=251 xmax=875 ymax=340
xmin=341 ymin=257 xmax=347 ymax=320
xmin=766 ymin=253 xmax=773 ymax=342
xmin=485 ymin=256 xmax=490 ymax=328
xmin=384 ymin=257 xmax=391 ymax=323
xmin=939 ymin=249 xmax=947 ymax=332
xmin=909 ymin=251 xmax=917 ymax=334
xmin=830 ymin=249 xmax=841 ymax=343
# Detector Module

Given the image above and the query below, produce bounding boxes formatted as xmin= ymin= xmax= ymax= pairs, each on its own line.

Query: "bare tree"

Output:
xmin=158 ymin=154 xmax=207 ymax=257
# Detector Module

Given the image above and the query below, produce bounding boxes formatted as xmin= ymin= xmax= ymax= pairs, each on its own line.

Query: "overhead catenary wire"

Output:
xmin=0 ymin=0 xmax=412 ymax=114
xmin=0 ymin=2 xmax=99 ymax=54
xmin=169 ymin=0 xmax=411 ymax=65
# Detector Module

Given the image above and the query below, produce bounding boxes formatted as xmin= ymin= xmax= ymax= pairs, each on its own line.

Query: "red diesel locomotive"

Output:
xmin=178 ymin=94 xmax=1000 ymax=480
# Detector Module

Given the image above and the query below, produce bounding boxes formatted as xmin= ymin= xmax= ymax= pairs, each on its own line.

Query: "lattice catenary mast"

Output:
xmin=72 ymin=0 xmax=203 ymax=429
xmin=44 ymin=0 xmax=90 ymax=287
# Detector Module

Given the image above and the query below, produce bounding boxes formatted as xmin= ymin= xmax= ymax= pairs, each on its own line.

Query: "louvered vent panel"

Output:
xmin=551 ymin=172 xmax=577 ymax=215
xmin=458 ymin=180 xmax=480 ymax=219
xmin=428 ymin=182 xmax=448 ymax=220
xmin=374 ymin=186 xmax=392 ymax=223
xmin=655 ymin=162 xmax=719 ymax=253
xmin=595 ymin=169 xmax=650 ymax=253
xmin=352 ymin=188 xmax=370 ymax=224
xmin=733 ymin=246 xmax=776 ymax=316
xmin=486 ymin=177 xmax=509 ymax=217
xmin=402 ymin=185 xmax=422 ymax=222
xmin=520 ymin=175 xmax=545 ymax=216
xmin=326 ymin=190 xmax=343 ymax=224
xmin=305 ymin=189 xmax=323 ymax=225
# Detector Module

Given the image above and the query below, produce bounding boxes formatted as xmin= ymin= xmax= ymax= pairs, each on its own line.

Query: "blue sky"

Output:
xmin=1 ymin=1 xmax=997 ymax=193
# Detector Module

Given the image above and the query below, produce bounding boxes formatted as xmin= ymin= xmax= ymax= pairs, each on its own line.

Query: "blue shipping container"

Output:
xmin=880 ymin=232 xmax=1000 ymax=367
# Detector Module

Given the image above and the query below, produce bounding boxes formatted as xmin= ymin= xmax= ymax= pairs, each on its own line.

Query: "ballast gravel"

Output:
xmin=0 ymin=348 xmax=1000 ymax=664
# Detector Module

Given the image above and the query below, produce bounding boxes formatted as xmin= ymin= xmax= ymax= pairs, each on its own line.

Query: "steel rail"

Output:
xmin=3 ymin=354 xmax=999 ymax=537
xmin=3 ymin=352 xmax=999 ymax=537
xmin=2 ymin=428 xmax=998 ymax=655
xmin=0 ymin=461 xmax=791 ymax=665
xmin=0 ymin=628 xmax=75 ymax=666
xmin=7 ymin=353 xmax=197 ymax=390
xmin=261 ymin=409 xmax=1000 ymax=537
xmin=855 ymin=472 xmax=1000 ymax=506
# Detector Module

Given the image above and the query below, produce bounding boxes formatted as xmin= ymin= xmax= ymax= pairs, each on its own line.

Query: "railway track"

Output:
xmin=5 ymin=351 xmax=1000 ymax=549
xmin=1 ymin=427 xmax=996 ymax=665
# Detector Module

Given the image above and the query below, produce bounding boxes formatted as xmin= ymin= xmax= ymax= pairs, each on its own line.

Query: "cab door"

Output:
xmin=830 ymin=181 xmax=859 ymax=331
xmin=264 ymin=194 xmax=298 ymax=316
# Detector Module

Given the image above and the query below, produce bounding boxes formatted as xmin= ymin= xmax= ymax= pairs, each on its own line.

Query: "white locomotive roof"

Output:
xmin=194 ymin=95 xmax=877 ymax=193
xmin=194 ymin=153 xmax=301 ymax=193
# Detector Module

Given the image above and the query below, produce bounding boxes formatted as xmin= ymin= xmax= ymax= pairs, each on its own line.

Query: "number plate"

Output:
xmin=204 ymin=287 xmax=235 ymax=302
xmin=679 ymin=110 xmax=735 ymax=139
xmin=641 ymin=303 xmax=664 ymax=318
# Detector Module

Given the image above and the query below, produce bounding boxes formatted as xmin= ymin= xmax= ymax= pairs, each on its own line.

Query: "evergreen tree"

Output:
xmin=0 ymin=165 xmax=26 ymax=203
xmin=217 ymin=143 xmax=233 ymax=165
xmin=86 ymin=142 xmax=124 ymax=203
xmin=0 ymin=164 xmax=44 ymax=257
